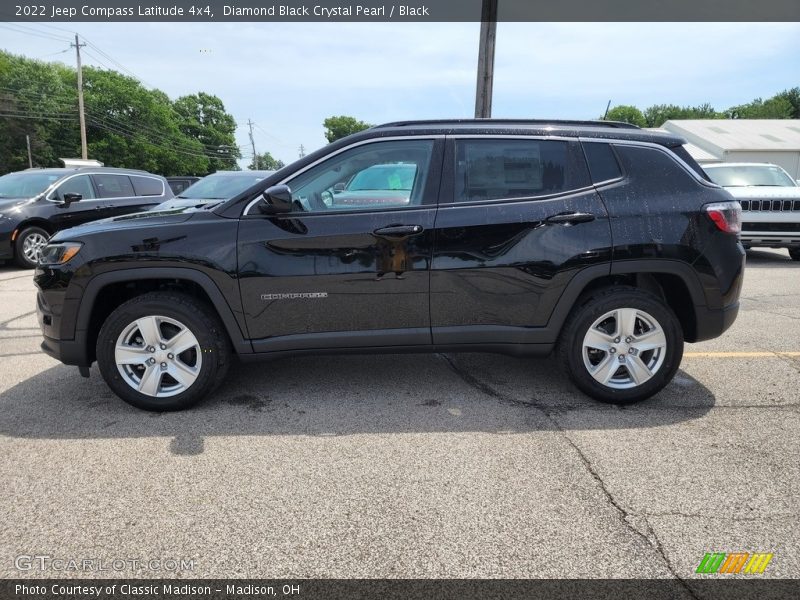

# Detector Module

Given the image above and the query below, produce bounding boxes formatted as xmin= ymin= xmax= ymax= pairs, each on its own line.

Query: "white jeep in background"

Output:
xmin=704 ymin=162 xmax=800 ymax=261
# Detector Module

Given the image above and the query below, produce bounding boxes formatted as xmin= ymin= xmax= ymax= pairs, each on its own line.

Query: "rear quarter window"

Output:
xmin=130 ymin=175 xmax=165 ymax=196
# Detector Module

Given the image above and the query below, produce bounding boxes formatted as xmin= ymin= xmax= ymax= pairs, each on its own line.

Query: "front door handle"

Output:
xmin=545 ymin=212 xmax=595 ymax=225
xmin=373 ymin=224 xmax=424 ymax=237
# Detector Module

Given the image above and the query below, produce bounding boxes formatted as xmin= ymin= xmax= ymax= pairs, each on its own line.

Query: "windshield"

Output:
xmin=0 ymin=172 xmax=61 ymax=198
xmin=176 ymin=173 xmax=267 ymax=200
xmin=348 ymin=164 xmax=417 ymax=191
xmin=705 ymin=165 xmax=796 ymax=187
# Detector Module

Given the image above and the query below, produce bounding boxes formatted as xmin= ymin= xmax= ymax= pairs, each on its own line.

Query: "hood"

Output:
xmin=50 ymin=207 xmax=195 ymax=242
xmin=0 ymin=197 xmax=36 ymax=212
xmin=723 ymin=186 xmax=800 ymax=200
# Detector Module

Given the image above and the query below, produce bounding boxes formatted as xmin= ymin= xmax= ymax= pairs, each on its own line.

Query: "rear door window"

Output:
xmin=92 ymin=174 xmax=135 ymax=198
xmin=454 ymin=139 xmax=579 ymax=202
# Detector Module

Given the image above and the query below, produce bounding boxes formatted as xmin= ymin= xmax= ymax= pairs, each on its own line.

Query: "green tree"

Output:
xmin=725 ymin=96 xmax=793 ymax=119
xmin=248 ymin=151 xmax=285 ymax=171
xmin=323 ymin=115 xmax=372 ymax=143
xmin=79 ymin=67 xmax=208 ymax=175
xmin=603 ymin=105 xmax=647 ymax=127
xmin=644 ymin=103 xmax=720 ymax=128
xmin=774 ymin=87 xmax=800 ymax=119
xmin=0 ymin=50 xmax=241 ymax=176
xmin=0 ymin=51 xmax=79 ymax=172
xmin=174 ymin=92 xmax=240 ymax=172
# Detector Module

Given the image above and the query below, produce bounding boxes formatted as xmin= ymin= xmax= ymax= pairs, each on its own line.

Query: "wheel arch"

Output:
xmin=547 ymin=261 xmax=707 ymax=343
xmin=72 ymin=268 xmax=252 ymax=364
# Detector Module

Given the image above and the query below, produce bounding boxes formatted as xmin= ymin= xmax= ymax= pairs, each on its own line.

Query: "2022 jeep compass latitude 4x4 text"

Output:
xmin=35 ymin=120 xmax=745 ymax=411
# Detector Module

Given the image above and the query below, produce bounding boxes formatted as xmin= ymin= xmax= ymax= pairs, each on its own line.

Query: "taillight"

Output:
xmin=704 ymin=202 xmax=742 ymax=234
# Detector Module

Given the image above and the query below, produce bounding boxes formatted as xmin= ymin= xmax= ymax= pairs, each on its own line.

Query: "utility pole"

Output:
xmin=298 ymin=144 xmax=305 ymax=158
xmin=71 ymin=34 xmax=88 ymax=159
xmin=26 ymin=134 xmax=33 ymax=168
xmin=474 ymin=0 xmax=498 ymax=118
xmin=247 ymin=119 xmax=258 ymax=169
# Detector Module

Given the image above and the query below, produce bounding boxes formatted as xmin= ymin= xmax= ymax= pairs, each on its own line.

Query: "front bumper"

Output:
xmin=741 ymin=212 xmax=800 ymax=248
xmin=37 ymin=288 xmax=91 ymax=368
xmin=40 ymin=334 xmax=90 ymax=367
xmin=0 ymin=226 xmax=14 ymax=260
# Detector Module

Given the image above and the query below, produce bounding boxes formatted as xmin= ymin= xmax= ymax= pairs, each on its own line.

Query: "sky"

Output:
xmin=1 ymin=21 xmax=799 ymax=166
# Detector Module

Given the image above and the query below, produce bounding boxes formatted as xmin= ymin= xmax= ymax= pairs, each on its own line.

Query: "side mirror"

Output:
xmin=333 ymin=182 xmax=346 ymax=193
xmin=61 ymin=193 xmax=82 ymax=207
xmin=257 ymin=184 xmax=293 ymax=214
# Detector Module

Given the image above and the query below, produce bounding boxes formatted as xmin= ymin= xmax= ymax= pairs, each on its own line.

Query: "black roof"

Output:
xmin=365 ymin=119 xmax=685 ymax=146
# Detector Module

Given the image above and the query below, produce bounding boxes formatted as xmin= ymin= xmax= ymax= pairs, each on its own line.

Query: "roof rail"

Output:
xmin=373 ymin=118 xmax=640 ymax=130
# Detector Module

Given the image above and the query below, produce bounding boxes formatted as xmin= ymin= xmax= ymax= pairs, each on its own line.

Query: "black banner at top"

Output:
xmin=3 ymin=0 xmax=800 ymax=22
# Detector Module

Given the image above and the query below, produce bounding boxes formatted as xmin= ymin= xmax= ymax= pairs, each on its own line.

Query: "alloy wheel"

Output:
xmin=114 ymin=315 xmax=202 ymax=398
xmin=581 ymin=307 xmax=667 ymax=389
xmin=22 ymin=232 xmax=48 ymax=264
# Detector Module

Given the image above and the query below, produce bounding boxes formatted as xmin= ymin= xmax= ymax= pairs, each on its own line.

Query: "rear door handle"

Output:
xmin=373 ymin=225 xmax=424 ymax=237
xmin=545 ymin=212 xmax=595 ymax=225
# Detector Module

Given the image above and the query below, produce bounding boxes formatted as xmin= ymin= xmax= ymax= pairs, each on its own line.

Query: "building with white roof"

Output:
xmin=657 ymin=120 xmax=800 ymax=178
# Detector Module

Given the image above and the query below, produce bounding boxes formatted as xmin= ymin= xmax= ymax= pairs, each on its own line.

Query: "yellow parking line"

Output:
xmin=684 ymin=351 xmax=800 ymax=358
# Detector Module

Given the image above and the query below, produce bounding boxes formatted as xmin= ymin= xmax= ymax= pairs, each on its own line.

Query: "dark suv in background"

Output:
xmin=0 ymin=167 xmax=171 ymax=268
xmin=35 ymin=119 xmax=745 ymax=411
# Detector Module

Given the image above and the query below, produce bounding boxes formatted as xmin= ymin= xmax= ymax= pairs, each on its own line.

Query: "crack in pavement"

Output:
xmin=644 ymin=511 xmax=799 ymax=521
xmin=438 ymin=353 xmax=700 ymax=598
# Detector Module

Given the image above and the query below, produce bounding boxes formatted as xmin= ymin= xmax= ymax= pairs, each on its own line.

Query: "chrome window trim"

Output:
xmin=44 ymin=172 xmax=165 ymax=202
xmin=243 ymin=135 xmax=444 ymax=215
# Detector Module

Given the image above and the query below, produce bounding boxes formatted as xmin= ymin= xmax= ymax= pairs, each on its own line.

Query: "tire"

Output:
xmin=96 ymin=292 xmax=231 ymax=411
xmin=789 ymin=248 xmax=800 ymax=261
xmin=557 ymin=286 xmax=683 ymax=405
xmin=13 ymin=226 xmax=49 ymax=269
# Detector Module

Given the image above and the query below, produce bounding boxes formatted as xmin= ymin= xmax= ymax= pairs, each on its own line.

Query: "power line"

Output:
xmin=82 ymin=38 xmax=157 ymax=89
xmin=0 ymin=113 xmax=77 ymax=122
xmin=87 ymin=118 xmax=237 ymax=161
xmin=0 ymin=23 xmax=72 ymax=44
xmin=2 ymin=85 xmax=242 ymax=155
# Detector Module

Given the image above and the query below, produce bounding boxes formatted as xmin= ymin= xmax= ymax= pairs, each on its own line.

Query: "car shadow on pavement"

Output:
xmin=744 ymin=249 xmax=799 ymax=268
xmin=0 ymin=352 xmax=717 ymax=454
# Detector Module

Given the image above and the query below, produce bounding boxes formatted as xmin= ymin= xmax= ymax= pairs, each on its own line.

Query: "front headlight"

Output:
xmin=40 ymin=242 xmax=83 ymax=265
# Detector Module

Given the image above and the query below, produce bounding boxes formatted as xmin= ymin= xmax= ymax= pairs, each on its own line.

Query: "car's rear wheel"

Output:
xmin=14 ymin=226 xmax=49 ymax=269
xmin=96 ymin=292 xmax=230 ymax=411
xmin=557 ymin=286 xmax=683 ymax=404
xmin=789 ymin=248 xmax=800 ymax=261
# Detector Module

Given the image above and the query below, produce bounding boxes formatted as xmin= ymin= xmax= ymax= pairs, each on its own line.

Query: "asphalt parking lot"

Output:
xmin=0 ymin=249 xmax=798 ymax=582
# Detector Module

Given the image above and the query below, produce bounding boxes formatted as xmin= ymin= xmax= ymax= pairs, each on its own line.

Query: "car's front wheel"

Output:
xmin=557 ymin=286 xmax=683 ymax=404
xmin=789 ymin=248 xmax=800 ymax=261
xmin=96 ymin=292 xmax=230 ymax=411
xmin=14 ymin=226 xmax=49 ymax=269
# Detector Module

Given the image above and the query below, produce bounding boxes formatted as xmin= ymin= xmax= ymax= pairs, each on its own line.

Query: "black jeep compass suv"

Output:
xmin=35 ymin=120 xmax=745 ymax=411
